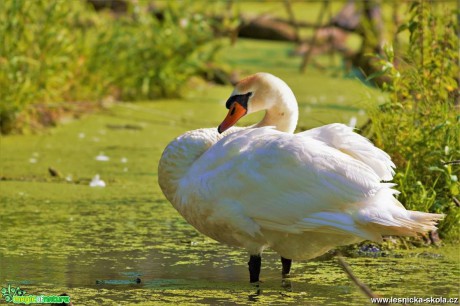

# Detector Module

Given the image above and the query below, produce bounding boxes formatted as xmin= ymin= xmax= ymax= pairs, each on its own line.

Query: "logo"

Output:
xmin=1 ymin=285 xmax=71 ymax=304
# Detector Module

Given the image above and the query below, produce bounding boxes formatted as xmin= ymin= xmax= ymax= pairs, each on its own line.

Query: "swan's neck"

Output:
xmin=255 ymin=104 xmax=298 ymax=133
xmin=253 ymin=83 xmax=299 ymax=134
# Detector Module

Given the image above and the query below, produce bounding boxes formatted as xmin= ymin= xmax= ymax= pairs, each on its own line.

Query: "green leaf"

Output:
xmin=408 ymin=21 xmax=419 ymax=34
xmin=432 ymin=122 xmax=448 ymax=132
xmin=410 ymin=2 xmax=420 ymax=12
xmin=428 ymin=166 xmax=445 ymax=173
xmin=397 ymin=23 xmax=408 ymax=33
xmin=451 ymin=183 xmax=459 ymax=196
xmin=366 ymin=67 xmax=390 ymax=82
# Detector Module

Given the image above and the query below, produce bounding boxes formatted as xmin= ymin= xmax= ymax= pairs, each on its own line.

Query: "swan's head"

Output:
xmin=218 ymin=72 xmax=296 ymax=133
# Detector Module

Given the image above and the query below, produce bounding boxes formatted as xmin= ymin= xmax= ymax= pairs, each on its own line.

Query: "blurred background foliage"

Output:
xmin=0 ymin=0 xmax=458 ymax=241
xmin=0 ymin=0 xmax=228 ymax=133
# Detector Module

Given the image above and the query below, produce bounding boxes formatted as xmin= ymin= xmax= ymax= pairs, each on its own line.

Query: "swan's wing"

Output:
xmin=304 ymin=123 xmax=395 ymax=180
xmin=178 ymin=127 xmax=384 ymax=241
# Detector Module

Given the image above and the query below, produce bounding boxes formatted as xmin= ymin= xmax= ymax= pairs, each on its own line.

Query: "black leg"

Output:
xmin=281 ymin=257 xmax=293 ymax=291
xmin=248 ymin=255 xmax=262 ymax=283
xmin=281 ymin=257 xmax=292 ymax=276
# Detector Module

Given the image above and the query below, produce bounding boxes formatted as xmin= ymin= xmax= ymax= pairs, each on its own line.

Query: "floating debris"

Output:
xmin=90 ymin=174 xmax=106 ymax=187
xmin=415 ymin=251 xmax=443 ymax=259
xmin=95 ymin=153 xmax=109 ymax=161
xmin=121 ymin=157 xmax=128 ymax=163
xmin=29 ymin=158 xmax=37 ymax=164
xmin=65 ymin=175 xmax=73 ymax=182
xmin=358 ymin=244 xmax=381 ymax=254
xmin=96 ymin=278 xmax=141 ymax=285
xmin=78 ymin=133 xmax=85 ymax=139
xmin=106 ymin=124 xmax=143 ymax=131
xmin=48 ymin=167 xmax=61 ymax=177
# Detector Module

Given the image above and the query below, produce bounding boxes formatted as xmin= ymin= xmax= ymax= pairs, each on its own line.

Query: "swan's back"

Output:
xmin=304 ymin=123 xmax=395 ymax=180
xmin=171 ymin=126 xmax=442 ymax=259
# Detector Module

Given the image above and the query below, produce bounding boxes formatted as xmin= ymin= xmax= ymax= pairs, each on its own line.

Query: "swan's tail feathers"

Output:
xmin=357 ymin=187 xmax=444 ymax=240
xmin=365 ymin=210 xmax=444 ymax=239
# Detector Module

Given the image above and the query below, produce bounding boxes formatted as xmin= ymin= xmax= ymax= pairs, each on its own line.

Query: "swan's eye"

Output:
xmin=225 ymin=92 xmax=253 ymax=109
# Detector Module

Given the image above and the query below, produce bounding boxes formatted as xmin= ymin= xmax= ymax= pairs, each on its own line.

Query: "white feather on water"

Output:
xmin=95 ymin=153 xmax=109 ymax=161
xmin=90 ymin=174 xmax=106 ymax=187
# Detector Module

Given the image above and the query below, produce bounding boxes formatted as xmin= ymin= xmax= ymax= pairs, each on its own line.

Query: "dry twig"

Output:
xmin=337 ymin=256 xmax=397 ymax=306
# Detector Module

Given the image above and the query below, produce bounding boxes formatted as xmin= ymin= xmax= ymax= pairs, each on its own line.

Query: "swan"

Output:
xmin=158 ymin=72 xmax=443 ymax=283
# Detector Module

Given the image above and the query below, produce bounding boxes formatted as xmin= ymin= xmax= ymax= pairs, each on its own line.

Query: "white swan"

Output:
xmin=158 ymin=72 xmax=443 ymax=283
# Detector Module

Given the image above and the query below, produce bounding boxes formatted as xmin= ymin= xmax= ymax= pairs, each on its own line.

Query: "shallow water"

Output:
xmin=1 ymin=190 xmax=459 ymax=305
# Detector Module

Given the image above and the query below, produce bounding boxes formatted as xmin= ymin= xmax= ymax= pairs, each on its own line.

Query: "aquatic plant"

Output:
xmin=0 ymin=0 xmax=224 ymax=133
xmin=366 ymin=1 xmax=459 ymax=241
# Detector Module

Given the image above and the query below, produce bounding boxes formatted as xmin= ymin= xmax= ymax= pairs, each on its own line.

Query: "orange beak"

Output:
xmin=218 ymin=102 xmax=247 ymax=133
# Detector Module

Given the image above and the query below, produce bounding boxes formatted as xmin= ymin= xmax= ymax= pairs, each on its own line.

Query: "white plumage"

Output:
xmin=158 ymin=72 xmax=443 ymax=281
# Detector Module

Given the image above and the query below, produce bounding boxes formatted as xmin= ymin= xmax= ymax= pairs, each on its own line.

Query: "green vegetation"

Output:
xmin=0 ymin=0 xmax=223 ymax=133
xmin=366 ymin=2 xmax=459 ymax=241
